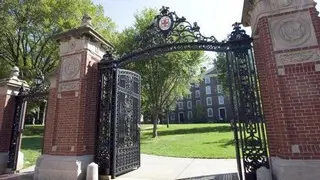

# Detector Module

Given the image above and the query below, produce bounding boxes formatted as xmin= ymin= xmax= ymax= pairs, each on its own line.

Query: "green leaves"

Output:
xmin=114 ymin=8 xmax=205 ymax=119
xmin=0 ymin=0 xmax=116 ymax=82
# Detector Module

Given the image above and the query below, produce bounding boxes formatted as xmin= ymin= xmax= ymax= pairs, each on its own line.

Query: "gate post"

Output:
xmin=242 ymin=0 xmax=320 ymax=179
xmin=0 ymin=67 xmax=27 ymax=174
xmin=34 ymin=14 xmax=112 ymax=180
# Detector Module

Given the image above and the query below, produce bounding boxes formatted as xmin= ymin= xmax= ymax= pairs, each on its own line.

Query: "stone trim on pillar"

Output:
xmin=34 ymin=14 xmax=112 ymax=180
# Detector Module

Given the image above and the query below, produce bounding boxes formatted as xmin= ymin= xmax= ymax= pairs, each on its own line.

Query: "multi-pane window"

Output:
xmin=207 ymin=108 xmax=213 ymax=117
xmin=178 ymin=102 xmax=184 ymax=109
xmin=206 ymin=86 xmax=211 ymax=95
xmin=171 ymin=113 xmax=175 ymax=120
xmin=205 ymin=76 xmax=211 ymax=84
xmin=217 ymin=85 xmax=223 ymax=94
xmin=187 ymin=101 xmax=192 ymax=109
xmin=218 ymin=96 xmax=224 ymax=105
xmin=188 ymin=111 xmax=193 ymax=120
xmin=195 ymin=90 xmax=200 ymax=98
xmin=206 ymin=97 xmax=212 ymax=106
xmin=196 ymin=100 xmax=201 ymax=106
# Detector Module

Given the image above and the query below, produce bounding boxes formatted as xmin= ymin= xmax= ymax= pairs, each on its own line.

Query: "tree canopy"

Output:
xmin=0 ymin=0 xmax=116 ymax=81
xmin=114 ymin=8 xmax=206 ymax=137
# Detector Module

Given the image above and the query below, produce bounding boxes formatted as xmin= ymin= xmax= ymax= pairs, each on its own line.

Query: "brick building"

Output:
xmin=167 ymin=67 xmax=233 ymax=123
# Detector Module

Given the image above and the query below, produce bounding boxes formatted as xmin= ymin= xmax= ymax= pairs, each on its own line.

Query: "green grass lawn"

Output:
xmin=141 ymin=124 xmax=236 ymax=158
xmin=21 ymin=123 xmax=235 ymax=168
xmin=21 ymin=125 xmax=43 ymax=168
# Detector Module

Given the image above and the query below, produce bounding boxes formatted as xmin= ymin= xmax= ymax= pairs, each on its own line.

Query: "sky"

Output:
xmin=93 ymin=0 xmax=320 ymax=65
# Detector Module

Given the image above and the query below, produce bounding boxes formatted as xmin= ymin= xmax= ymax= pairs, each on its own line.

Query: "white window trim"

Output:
xmin=205 ymin=76 xmax=210 ymax=84
xmin=187 ymin=101 xmax=192 ymax=109
xmin=206 ymin=86 xmax=211 ymax=95
xmin=218 ymin=107 xmax=227 ymax=121
xmin=218 ymin=96 xmax=224 ymax=105
xmin=207 ymin=108 xmax=213 ymax=117
xmin=178 ymin=102 xmax=183 ymax=109
xmin=195 ymin=90 xmax=200 ymax=98
xmin=206 ymin=97 xmax=212 ymax=106
xmin=188 ymin=111 xmax=193 ymax=120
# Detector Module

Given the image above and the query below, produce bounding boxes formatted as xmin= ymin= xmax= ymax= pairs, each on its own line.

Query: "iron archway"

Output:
xmin=96 ymin=6 xmax=269 ymax=180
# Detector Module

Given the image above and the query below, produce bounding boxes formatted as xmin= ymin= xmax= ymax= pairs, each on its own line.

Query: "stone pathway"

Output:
xmin=0 ymin=154 xmax=238 ymax=180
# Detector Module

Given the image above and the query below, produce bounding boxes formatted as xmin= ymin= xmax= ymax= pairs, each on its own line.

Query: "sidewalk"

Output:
xmin=0 ymin=154 xmax=238 ymax=180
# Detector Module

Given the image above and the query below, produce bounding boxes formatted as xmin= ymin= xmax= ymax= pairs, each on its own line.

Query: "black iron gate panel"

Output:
xmin=7 ymin=86 xmax=48 ymax=171
xmin=113 ymin=69 xmax=141 ymax=177
xmin=227 ymin=24 xmax=269 ymax=180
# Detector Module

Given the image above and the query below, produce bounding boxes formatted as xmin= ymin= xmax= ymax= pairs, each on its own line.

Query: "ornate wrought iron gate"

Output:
xmin=96 ymin=61 xmax=141 ymax=178
xmin=7 ymin=82 xmax=48 ymax=171
xmin=96 ymin=6 xmax=269 ymax=180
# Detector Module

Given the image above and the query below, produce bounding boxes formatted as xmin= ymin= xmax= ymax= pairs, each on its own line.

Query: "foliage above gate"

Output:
xmin=101 ymin=6 xmax=233 ymax=67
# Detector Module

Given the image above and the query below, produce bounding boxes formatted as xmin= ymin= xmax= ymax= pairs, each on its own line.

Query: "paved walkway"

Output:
xmin=117 ymin=154 xmax=238 ymax=180
xmin=0 ymin=154 xmax=238 ymax=180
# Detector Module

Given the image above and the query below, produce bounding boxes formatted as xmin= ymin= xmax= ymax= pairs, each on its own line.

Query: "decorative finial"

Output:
xmin=81 ymin=13 xmax=93 ymax=27
xmin=10 ymin=66 xmax=20 ymax=79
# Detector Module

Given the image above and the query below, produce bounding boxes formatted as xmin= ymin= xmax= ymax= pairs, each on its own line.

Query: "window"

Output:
xmin=187 ymin=101 xmax=192 ymax=109
xmin=170 ymin=113 xmax=175 ymax=120
xmin=205 ymin=76 xmax=211 ymax=84
xmin=206 ymin=97 xmax=212 ymax=106
xmin=207 ymin=108 xmax=213 ymax=117
xmin=195 ymin=90 xmax=200 ymax=98
xmin=188 ymin=111 xmax=193 ymax=120
xmin=187 ymin=93 xmax=192 ymax=99
xmin=217 ymin=85 xmax=223 ymax=94
xmin=196 ymin=100 xmax=201 ymax=106
xmin=178 ymin=102 xmax=183 ymax=109
xmin=219 ymin=107 xmax=227 ymax=121
xmin=218 ymin=96 xmax=224 ymax=105
xmin=206 ymin=86 xmax=211 ymax=95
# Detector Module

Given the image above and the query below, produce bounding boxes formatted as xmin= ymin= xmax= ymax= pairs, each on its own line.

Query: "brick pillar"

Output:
xmin=34 ymin=15 xmax=112 ymax=180
xmin=0 ymin=67 xmax=27 ymax=174
xmin=242 ymin=0 xmax=320 ymax=179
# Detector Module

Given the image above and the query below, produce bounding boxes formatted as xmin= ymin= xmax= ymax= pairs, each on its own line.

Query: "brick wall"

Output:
xmin=43 ymin=50 xmax=101 ymax=156
xmin=0 ymin=95 xmax=15 ymax=152
xmin=254 ymin=7 xmax=320 ymax=159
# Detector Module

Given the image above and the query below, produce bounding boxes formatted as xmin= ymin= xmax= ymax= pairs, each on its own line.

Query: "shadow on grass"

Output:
xmin=142 ymin=125 xmax=232 ymax=138
xmin=23 ymin=125 xmax=44 ymax=136
xmin=21 ymin=136 xmax=43 ymax=151
xmin=203 ymin=139 xmax=235 ymax=148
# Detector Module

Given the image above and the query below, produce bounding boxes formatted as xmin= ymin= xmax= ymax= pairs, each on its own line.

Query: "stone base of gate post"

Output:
xmin=271 ymin=157 xmax=320 ymax=180
xmin=0 ymin=153 xmax=8 ymax=174
xmin=33 ymin=154 xmax=94 ymax=180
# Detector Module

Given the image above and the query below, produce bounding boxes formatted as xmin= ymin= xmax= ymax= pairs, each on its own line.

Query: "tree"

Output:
xmin=0 ymin=0 xmax=116 ymax=81
xmin=214 ymin=52 xmax=229 ymax=94
xmin=115 ymin=8 xmax=205 ymax=137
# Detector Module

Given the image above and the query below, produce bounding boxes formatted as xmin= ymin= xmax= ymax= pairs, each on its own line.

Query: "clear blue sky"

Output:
xmin=93 ymin=0 xmax=250 ymax=41
xmin=93 ymin=0 xmax=320 ymax=64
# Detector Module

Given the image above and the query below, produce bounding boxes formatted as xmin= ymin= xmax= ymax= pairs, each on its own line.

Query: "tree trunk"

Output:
xmin=166 ymin=116 xmax=169 ymax=128
xmin=152 ymin=112 xmax=158 ymax=138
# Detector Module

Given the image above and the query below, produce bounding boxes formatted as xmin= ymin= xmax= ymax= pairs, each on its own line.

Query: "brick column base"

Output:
xmin=34 ymin=155 xmax=93 ymax=180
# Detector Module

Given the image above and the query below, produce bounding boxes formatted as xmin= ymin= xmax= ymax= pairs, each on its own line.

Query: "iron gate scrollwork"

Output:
xmin=227 ymin=23 xmax=269 ymax=180
xmin=7 ymin=78 xmax=48 ymax=171
xmin=96 ymin=6 xmax=269 ymax=180
xmin=96 ymin=54 xmax=141 ymax=178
